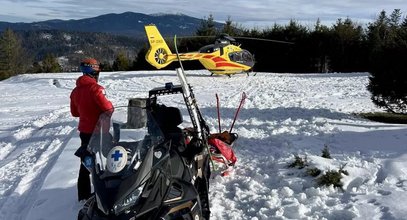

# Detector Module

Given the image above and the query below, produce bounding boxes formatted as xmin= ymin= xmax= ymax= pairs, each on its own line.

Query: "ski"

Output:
xmin=174 ymin=35 xmax=212 ymax=218
xmin=174 ymin=35 xmax=209 ymax=142
xmin=173 ymin=36 xmax=216 ymax=177
xmin=176 ymin=69 xmax=203 ymax=137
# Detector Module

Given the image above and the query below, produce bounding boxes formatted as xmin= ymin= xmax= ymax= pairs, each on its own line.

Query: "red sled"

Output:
xmin=208 ymin=133 xmax=238 ymax=176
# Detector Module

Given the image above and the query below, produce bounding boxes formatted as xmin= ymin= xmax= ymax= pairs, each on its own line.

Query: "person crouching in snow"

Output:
xmin=70 ymin=58 xmax=114 ymax=202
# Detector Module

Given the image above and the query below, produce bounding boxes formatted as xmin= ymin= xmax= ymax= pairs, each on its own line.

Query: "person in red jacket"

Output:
xmin=70 ymin=58 xmax=113 ymax=201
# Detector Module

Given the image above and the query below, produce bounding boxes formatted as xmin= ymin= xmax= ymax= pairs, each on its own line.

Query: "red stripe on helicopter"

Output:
xmin=216 ymin=62 xmax=242 ymax=68
xmin=203 ymin=55 xmax=214 ymax=59
xmin=212 ymin=57 xmax=227 ymax=62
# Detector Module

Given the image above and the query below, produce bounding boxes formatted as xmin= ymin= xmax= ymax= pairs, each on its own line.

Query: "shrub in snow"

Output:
xmin=306 ymin=167 xmax=322 ymax=177
xmin=287 ymin=149 xmax=349 ymax=190
xmin=321 ymin=145 xmax=332 ymax=159
xmin=288 ymin=155 xmax=308 ymax=169
xmin=317 ymin=169 xmax=346 ymax=189
xmin=317 ymin=170 xmax=342 ymax=187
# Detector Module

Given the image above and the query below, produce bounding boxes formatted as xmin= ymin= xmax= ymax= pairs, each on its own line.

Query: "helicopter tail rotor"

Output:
xmin=145 ymin=24 xmax=174 ymax=69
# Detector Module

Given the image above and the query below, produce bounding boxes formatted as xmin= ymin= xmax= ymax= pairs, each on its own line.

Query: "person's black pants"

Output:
xmin=78 ymin=132 xmax=92 ymax=201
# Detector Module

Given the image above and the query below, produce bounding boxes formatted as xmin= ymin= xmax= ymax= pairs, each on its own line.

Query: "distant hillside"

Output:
xmin=0 ymin=12 xmax=224 ymax=71
xmin=17 ymin=29 xmax=144 ymax=71
xmin=0 ymin=12 xmax=224 ymax=37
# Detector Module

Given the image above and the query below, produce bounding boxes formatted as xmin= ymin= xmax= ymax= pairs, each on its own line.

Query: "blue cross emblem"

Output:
xmin=111 ymin=150 xmax=123 ymax=161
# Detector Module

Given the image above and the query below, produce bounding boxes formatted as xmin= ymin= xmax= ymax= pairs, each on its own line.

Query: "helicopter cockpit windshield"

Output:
xmin=228 ymin=49 xmax=255 ymax=68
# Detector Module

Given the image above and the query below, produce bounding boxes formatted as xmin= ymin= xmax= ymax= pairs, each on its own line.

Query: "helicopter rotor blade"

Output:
xmin=233 ymin=36 xmax=294 ymax=44
xmin=163 ymin=35 xmax=216 ymax=40
xmin=161 ymin=35 xmax=294 ymax=45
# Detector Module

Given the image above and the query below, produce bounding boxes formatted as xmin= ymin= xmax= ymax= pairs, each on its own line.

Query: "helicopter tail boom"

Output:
xmin=145 ymin=24 xmax=174 ymax=69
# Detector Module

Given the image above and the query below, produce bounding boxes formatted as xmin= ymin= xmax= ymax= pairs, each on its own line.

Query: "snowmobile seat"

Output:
xmin=153 ymin=105 xmax=182 ymax=130
xmin=152 ymin=105 xmax=186 ymax=151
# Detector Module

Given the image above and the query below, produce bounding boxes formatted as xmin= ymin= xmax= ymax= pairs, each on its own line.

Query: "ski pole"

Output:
xmin=229 ymin=92 xmax=247 ymax=133
xmin=216 ymin=93 xmax=221 ymax=133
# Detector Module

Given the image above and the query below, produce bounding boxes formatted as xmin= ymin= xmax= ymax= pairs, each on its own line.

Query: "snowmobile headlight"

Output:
xmin=113 ymin=185 xmax=144 ymax=215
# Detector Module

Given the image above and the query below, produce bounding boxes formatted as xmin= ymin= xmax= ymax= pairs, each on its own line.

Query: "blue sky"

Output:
xmin=0 ymin=0 xmax=405 ymax=28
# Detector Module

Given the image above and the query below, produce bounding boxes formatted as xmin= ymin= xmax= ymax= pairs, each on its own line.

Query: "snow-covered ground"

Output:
xmin=0 ymin=70 xmax=406 ymax=220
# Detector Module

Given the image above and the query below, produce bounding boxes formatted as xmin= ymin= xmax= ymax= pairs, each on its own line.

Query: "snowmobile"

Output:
xmin=77 ymin=75 xmax=211 ymax=220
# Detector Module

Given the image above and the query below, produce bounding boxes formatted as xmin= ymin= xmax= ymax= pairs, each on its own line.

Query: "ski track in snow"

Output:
xmin=0 ymin=74 xmax=77 ymax=220
xmin=1 ymin=71 xmax=407 ymax=220
xmin=0 ymin=110 xmax=75 ymax=219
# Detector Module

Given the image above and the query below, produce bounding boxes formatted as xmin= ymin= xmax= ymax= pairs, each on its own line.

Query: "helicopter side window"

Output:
xmin=199 ymin=45 xmax=215 ymax=53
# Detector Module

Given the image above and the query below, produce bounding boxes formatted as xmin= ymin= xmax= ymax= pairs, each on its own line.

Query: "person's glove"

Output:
xmin=75 ymin=146 xmax=93 ymax=160
xmin=82 ymin=155 xmax=93 ymax=169
xmin=75 ymin=146 xmax=93 ymax=169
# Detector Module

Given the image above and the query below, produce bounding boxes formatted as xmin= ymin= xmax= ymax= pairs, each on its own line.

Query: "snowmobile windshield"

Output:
xmin=87 ymin=106 xmax=165 ymax=179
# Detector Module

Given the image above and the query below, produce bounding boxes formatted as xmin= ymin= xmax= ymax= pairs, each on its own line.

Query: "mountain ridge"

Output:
xmin=0 ymin=11 xmax=224 ymax=37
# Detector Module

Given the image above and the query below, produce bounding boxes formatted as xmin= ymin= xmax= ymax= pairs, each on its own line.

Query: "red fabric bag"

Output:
xmin=208 ymin=138 xmax=237 ymax=166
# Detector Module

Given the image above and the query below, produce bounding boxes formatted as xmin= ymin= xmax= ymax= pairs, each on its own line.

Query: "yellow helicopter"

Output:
xmin=144 ymin=24 xmax=261 ymax=76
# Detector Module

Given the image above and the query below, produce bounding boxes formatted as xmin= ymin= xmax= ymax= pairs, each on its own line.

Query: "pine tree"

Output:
xmin=402 ymin=16 xmax=407 ymax=28
xmin=367 ymin=9 xmax=407 ymax=113
xmin=41 ymin=53 xmax=62 ymax=73
xmin=112 ymin=51 xmax=130 ymax=71
xmin=0 ymin=28 xmax=27 ymax=80
xmin=30 ymin=61 xmax=43 ymax=73
xmin=196 ymin=14 xmax=217 ymax=36
xmin=329 ymin=17 xmax=366 ymax=72
xmin=282 ymin=20 xmax=309 ymax=72
xmin=222 ymin=16 xmax=239 ymax=36
xmin=99 ymin=61 xmax=113 ymax=71
xmin=310 ymin=18 xmax=331 ymax=72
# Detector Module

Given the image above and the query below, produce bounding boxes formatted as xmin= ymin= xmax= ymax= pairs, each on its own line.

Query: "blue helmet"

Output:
xmin=80 ymin=58 xmax=100 ymax=76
